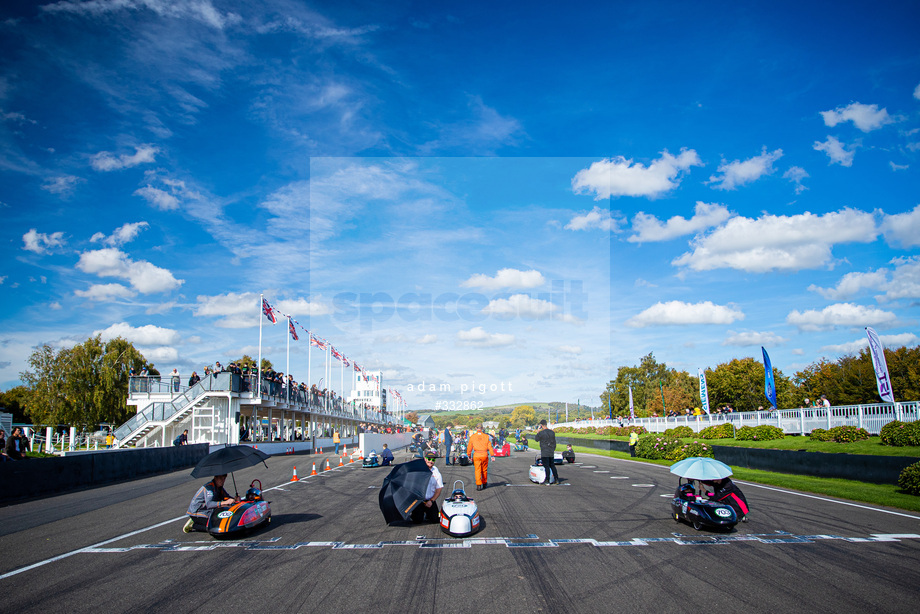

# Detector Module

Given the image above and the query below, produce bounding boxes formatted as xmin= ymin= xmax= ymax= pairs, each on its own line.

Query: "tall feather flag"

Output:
xmin=628 ymin=385 xmax=635 ymax=419
xmin=866 ymin=327 xmax=895 ymax=403
xmin=262 ymin=298 xmax=277 ymax=324
xmin=762 ymin=347 xmax=777 ymax=410
xmin=698 ymin=368 xmax=710 ymax=414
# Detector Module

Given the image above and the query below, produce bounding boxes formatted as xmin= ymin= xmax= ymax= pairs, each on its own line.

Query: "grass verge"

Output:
xmin=566 ymin=444 xmax=920 ymax=513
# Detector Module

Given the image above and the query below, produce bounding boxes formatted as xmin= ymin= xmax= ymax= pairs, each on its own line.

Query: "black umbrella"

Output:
xmin=378 ymin=458 xmax=432 ymax=524
xmin=191 ymin=445 xmax=270 ymax=495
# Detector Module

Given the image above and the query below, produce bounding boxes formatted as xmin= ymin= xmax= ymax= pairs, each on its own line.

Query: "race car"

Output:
xmin=362 ymin=450 xmax=381 ymax=468
xmin=492 ymin=442 xmax=511 ymax=457
xmin=528 ymin=461 xmax=557 ymax=484
xmin=513 ymin=442 xmax=528 ymax=452
xmin=199 ymin=480 xmax=271 ymax=538
xmin=439 ymin=481 xmax=481 ymax=537
xmin=532 ymin=452 xmax=563 ymax=465
xmin=670 ymin=479 xmax=739 ymax=531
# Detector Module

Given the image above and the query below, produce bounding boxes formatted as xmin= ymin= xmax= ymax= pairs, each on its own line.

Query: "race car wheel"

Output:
xmin=692 ymin=520 xmax=703 ymax=531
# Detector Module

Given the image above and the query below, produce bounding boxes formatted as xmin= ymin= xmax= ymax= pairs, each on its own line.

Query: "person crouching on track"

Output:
xmin=467 ymin=423 xmax=491 ymax=490
xmin=183 ymin=474 xmax=239 ymax=533
xmin=411 ymin=450 xmax=444 ymax=524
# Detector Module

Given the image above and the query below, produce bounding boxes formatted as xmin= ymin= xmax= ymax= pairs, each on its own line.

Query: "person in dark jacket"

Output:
xmin=706 ymin=477 xmax=749 ymax=521
xmin=534 ymin=420 xmax=559 ymax=485
xmin=184 ymin=474 xmax=238 ymax=533
xmin=380 ymin=443 xmax=394 ymax=466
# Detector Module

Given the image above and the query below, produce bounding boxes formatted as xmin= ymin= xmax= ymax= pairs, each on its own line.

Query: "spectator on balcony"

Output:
xmin=214 ymin=361 xmax=223 ymax=373
xmin=188 ymin=371 xmax=200 ymax=387
xmin=171 ymin=368 xmax=180 ymax=392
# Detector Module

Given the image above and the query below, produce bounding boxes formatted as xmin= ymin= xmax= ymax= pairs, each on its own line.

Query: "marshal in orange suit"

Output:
xmin=467 ymin=424 xmax=492 ymax=490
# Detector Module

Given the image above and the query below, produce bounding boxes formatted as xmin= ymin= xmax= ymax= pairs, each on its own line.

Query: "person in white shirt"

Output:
xmin=411 ymin=450 xmax=444 ymax=523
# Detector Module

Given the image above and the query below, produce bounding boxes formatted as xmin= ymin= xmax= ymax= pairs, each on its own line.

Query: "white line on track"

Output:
xmin=0 ymin=462 xmax=348 ymax=581
xmin=733 ymin=480 xmax=920 ymax=520
xmin=0 ymin=516 xmax=184 ymax=581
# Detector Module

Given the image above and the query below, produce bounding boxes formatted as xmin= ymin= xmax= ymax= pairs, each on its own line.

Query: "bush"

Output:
xmin=666 ymin=440 xmax=714 ymax=462
xmin=664 ymin=426 xmax=694 ymax=439
xmin=635 ymin=435 xmax=683 ymax=460
xmin=880 ymin=420 xmax=920 ymax=447
xmin=736 ymin=425 xmax=785 ymax=441
xmin=699 ymin=423 xmax=735 ymax=439
xmin=826 ymin=426 xmax=870 ymax=443
xmin=809 ymin=428 xmax=833 ymax=442
xmin=898 ymin=461 xmax=920 ymax=496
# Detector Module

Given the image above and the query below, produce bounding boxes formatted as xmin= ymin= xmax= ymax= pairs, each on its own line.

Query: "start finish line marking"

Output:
xmin=81 ymin=532 xmax=920 ymax=552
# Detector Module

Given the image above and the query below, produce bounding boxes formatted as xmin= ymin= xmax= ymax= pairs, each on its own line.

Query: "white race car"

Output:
xmin=439 ymin=481 xmax=481 ymax=537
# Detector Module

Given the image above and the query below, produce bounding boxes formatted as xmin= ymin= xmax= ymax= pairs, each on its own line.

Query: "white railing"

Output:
xmin=552 ymin=401 xmax=919 ymax=436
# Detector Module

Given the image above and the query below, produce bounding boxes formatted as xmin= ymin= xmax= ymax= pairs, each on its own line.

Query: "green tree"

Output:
xmin=706 ymin=357 xmax=796 ymax=411
xmin=20 ymin=336 xmax=149 ymax=429
xmin=0 ymin=385 xmax=31 ymax=423
xmin=511 ymin=404 xmax=535 ymax=428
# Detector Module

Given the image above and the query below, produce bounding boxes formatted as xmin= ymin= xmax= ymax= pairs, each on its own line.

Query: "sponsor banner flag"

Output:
xmin=628 ymin=385 xmax=635 ymax=419
xmin=866 ymin=327 xmax=895 ymax=403
xmin=762 ymin=347 xmax=777 ymax=410
xmin=698 ymin=368 xmax=710 ymax=414
xmin=262 ymin=298 xmax=276 ymax=324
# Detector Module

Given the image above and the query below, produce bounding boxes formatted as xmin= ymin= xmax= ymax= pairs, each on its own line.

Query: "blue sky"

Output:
xmin=2 ymin=0 xmax=919 ymax=411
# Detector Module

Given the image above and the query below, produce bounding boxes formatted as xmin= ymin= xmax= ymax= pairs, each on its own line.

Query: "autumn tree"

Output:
xmin=511 ymin=404 xmax=536 ymax=428
xmin=20 ymin=336 xmax=150 ymax=429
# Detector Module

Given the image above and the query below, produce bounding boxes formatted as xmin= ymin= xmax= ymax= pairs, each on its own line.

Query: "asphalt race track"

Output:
xmin=2 ymin=449 xmax=919 ymax=613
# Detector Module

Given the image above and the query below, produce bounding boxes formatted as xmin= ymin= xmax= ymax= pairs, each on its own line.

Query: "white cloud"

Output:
xmin=571 ymin=149 xmax=702 ymax=199
xmin=195 ymin=292 xmax=257 ymax=317
xmin=42 ymin=0 xmax=240 ymax=29
xmin=94 ymin=322 xmax=182 ymax=346
xmin=626 ymin=301 xmax=744 ymax=328
xmin=809 ymin=256 xmax=920 ymax=302
xmin=456 ymin=326 xmax=515 ymax=347
xmin=91 ymin=222 xmax=150 ymax=247
xmin=416 ymin=334 xmax=437 ymax=344
xmin=881 ymin=204 xmax=920 ymax=248
xmin=783 ymin=166 xmax=809 ymax=194
xmin=564 ymin=206 xmax=619 ymax=231
xmin=821 ymin=333 xmax=919 ymax=355
xmin=276 ymin=297 xmax=333 ymax=317
xmin=808 ymin=270 xmax=887 ymax=300
xmin=890 ymin=162 xmax=909 ymax=171
xmin=556 ymin=345 xmax=582 ymax=354
xmin=42 ymin=175 xmax=83 ymax=195
xmin=673 ymin=208 xmax=877 ymax=272
xmin=722 ymin=331 xmax=786 ymax=347
xmin=90 ymin=144 xmax=158 ymax=171
xmin=461 ymin=268 xmax=545 ymax=291
xmin=134 ymin=186 xmax=180 ymax=210
xmin=708 ymin=147 xmax=782 ymax=190
xmin=137 ymin=345 xmax=180 ymax=365
xmin=481 ymin=294 xmax=581 ymax=324
xmin=814 ymin=136 xmax=856 ymax=166
xmin=75 ymin=283 xmax=137 ymax=301
xmin=22 ymin=228 xmax=65 ymax=254
xmin=76 ymin=247 xmax=183 ymax=293
xmin=786 ymin=303 xmax=897 ymax=331
xmin=820 ymin=102 xmax=894 ymax=132
xmin=628 ymin=202 xmax=730 ymax=243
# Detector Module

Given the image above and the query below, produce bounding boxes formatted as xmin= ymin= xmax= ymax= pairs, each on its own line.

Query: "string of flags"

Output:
xmin=261 ymin=296 xmax=397 ymax=399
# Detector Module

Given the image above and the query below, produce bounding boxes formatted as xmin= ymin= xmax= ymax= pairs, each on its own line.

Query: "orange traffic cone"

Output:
xmin=310 ymin=463 xmax=318 ymax=476
xmin=324 ymin=459 xmax=331 ymax=471
xmin=292 ymin=466 xmax=299 ymax=481
xmin=338 ymin=455 xmax=344 ymax=467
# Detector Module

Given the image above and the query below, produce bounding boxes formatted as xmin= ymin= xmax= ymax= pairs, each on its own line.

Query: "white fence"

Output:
xmin=553 ymin=401 xmax=920 ymax=436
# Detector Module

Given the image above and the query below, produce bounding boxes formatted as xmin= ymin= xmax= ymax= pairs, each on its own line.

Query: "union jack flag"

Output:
xmin=331 ymin=346 xmax=344 ymax=362
xmin=310 ymin=334 xmax=327 ymax=350
xmin=353 ymin=362 xmax=361 ymax=372
xmin=262 ymin=298 xmax=276 ymax=324
xmin=288 ymin=319 xmax=298 ymax=341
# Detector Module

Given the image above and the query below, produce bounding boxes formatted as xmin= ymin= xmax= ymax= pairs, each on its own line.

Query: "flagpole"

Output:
xmin=286 ymin=316 xmax=291 ymax=405
xmin=308 ymin=333 xmax=312 ymax=396
xmin=257 ymin=294 xmax=263 ymax=400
